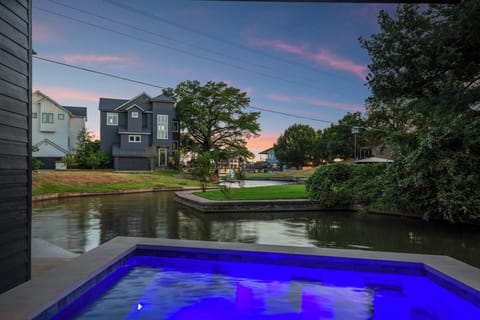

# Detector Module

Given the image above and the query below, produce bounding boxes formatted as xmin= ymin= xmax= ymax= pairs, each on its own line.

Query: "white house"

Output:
xmin=32 ymin=91 xmax=87 ymax=169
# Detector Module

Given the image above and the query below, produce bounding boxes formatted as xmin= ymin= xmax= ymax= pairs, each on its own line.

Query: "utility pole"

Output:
xmin=351 ymin=126 xmax=359 ymax=160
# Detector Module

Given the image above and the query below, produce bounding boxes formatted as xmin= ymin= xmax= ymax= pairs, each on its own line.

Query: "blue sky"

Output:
xmin=32 ymin=0 xmax=396 ymax=154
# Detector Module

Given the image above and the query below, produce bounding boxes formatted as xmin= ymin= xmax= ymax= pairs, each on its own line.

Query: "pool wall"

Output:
xmin=0 ymin=237 xmax=479 ymax=319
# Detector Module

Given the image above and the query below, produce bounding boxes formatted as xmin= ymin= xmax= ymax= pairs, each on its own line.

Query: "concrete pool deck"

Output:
xmin=0 ymin=237 xmax=480 ymax=319
xmin=31 ymin=239 xmax=79 ymax=278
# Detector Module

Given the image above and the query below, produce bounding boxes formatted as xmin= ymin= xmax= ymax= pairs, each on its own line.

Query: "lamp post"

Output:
xmin=351 ymin=126 xmax=359 ymax=160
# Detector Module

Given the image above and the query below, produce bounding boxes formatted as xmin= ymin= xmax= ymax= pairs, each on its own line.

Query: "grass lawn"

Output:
xmin=32 ymin=170 xmax=202 ymax=196
xmin=193 ymin=184 xmax=306 ymax=201
xmin=244 ymin=167 xmax=317 ymax=179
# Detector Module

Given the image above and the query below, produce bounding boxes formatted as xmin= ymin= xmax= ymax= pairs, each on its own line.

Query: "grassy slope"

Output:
xmin=193 ymin=184 xmax=306 ymax=200
xmin=32 ymin=170 xmax=202 ymax=196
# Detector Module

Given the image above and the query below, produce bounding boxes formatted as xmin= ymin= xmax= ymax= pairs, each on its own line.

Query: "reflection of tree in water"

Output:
xmin=176 ymin=207 xmax=258 ymax=243
xmin=305 ymin=212 xmax=480 ymax=267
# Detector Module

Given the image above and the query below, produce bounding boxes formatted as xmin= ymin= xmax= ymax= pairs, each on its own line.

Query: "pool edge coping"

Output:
xmin=0 ymin=237 xmax=479 ymax=319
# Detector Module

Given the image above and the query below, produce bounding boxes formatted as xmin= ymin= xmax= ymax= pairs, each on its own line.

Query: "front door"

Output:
xmin=158 ymin=148 xmax=168 ymax=167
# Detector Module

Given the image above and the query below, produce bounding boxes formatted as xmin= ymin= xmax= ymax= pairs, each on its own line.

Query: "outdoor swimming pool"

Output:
xmin=8 ymin=239 xmax=471 ymax=320
xmin=52 ymin=255 xmax=480 ymax=320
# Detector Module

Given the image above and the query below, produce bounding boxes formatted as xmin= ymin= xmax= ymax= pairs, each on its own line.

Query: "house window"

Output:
xmin=172 ymin=140 xmax=179 ymax=150
xmin=131 ymin=111 xmax=139 ymax=118
xmin=157 ymin=114 xmax=168 ymax=139
xmin=41 ymin=112 xmax=54 ymax=123
xmin=107 ymin=113 xmax=118 ymax=126
xmin=58 ymin=113 xmax=64 ymax=120
xmin=128 ymin=135 xmax=141 ymax=143
xmin=32 ymin=112 xmax=37 ymax=118
xmin=172 ymin=120 xmax=179 ymax=132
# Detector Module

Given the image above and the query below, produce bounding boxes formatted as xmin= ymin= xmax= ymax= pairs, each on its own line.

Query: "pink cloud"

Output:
xmin=249 ymin=38 xmax=367 ymax=79
xmin=267 ymin=94 xmax=364 ymax=112
xmin=33 ymin=23 xmax=59 ymax=43
xmin=33 ymin=85 xmax=103 ymax=103
xmin=247 ymin=133 xmax=279 ymax=152
xmin=243 ymin=87 xmax=256 ymax=96
xmin=53 ymin=54 xmax=141 ymax=69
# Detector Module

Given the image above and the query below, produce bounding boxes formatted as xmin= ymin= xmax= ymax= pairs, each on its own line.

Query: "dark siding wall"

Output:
xmin=99 ymin=111 xmax=120 ymax=154
xmin=0 ymin=0 xmax=32 ymax=293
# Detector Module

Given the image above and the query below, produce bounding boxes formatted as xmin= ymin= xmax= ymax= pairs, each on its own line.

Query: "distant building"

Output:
xmin=259 ymin=147 xmax=279 ymax=167
xmin=32 ymin=91 xmax=87 ymax=169
xmin=98 ymin=92 xmax=179 ymax=171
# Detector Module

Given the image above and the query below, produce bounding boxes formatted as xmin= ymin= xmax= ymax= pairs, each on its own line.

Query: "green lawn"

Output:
xmin=32 ymin=170 xmax=202 ymax=196
xmin=193 ymin=184 xmax=306 ymax=200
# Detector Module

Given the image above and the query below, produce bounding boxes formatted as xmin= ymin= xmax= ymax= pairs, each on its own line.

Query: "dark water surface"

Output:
xmin=32 ymin=192 xmax=480 ymax=268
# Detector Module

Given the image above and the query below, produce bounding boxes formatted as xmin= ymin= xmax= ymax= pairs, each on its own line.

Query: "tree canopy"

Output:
xmin=359 ymin=2 xmax=480 ymax=222
xmin=274 ymin=124 xmax=316 ymax=169
xmin=163 ymin=80 xmax=260 ymax=162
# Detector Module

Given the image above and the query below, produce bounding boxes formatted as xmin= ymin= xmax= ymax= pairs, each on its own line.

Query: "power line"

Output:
xmin=34 ymin=5 xmax=324 ymax=91
xmin=33 ymin=56 xmax=166 ymax=89
xmin=33 ymin=55 xmax=341 ymax=124
xmin=47 ymin=0 xmax=312 ymax=82
xmin=247 ymin=105 xmax=334 ymax=124
xmin=105 ymin=0 xmax=355 ymax=83
xmin=34 ymin=55 xmax=389 ymax=133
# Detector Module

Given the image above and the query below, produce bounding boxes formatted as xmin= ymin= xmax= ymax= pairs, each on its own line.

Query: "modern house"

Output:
xmin=99 ymin=92 xmax=179 ymax=171
xmin=32 ymin=91 xmax=87 ymax=169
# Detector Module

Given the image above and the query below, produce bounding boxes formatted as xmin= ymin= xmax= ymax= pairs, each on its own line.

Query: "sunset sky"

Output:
xmin=32 ymin=0 xmax=396 ymax=156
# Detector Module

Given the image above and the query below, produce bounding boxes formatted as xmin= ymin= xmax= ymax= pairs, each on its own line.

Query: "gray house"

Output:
xmin=99 ymin=92 xmax=179 ymax=171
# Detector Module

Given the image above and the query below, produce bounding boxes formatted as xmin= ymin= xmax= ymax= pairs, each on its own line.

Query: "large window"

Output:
xmin=41 ymin=112 xmax=53 ymax=123
xmin=128 ymin=135 xmax=141 ymax=143
xmin=107 ymin=113 xmax=118 ymax=126
xmin=157 ymin=114 xmax=168 ymax=139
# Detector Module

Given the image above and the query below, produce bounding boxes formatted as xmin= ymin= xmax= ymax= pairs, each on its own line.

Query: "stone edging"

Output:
xmin=32 ymin=187 xmax=197 ymax=202
xmin=174 ymin=190 xmax=356 ymax=213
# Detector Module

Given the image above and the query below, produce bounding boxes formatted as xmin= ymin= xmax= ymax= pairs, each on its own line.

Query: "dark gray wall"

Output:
xmin=117 ymin=158 xmax=151 ymax=171
xmin=99 ymin=111 xmax=125 ymax=154
xmin=0 ymin=0 xmax=32 ymax=294
xmin=127 ymin=106 xmax=142 ymax=132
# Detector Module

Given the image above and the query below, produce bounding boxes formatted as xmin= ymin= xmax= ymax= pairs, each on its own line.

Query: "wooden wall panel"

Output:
xmin=0 ymin=0 xmax=32 ymax=294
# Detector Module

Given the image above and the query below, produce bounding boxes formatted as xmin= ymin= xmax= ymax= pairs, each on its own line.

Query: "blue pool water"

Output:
xmin=52 ymin=255 xmax=480 ymax=320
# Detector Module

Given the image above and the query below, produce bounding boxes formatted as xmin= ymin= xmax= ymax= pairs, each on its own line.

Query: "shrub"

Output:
xmin=306 ymin=163 xmax=354 ymax=207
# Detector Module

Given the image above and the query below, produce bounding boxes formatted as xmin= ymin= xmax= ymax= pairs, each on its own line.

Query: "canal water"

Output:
xmin=32 ymin=191 xmax=480 ymax=268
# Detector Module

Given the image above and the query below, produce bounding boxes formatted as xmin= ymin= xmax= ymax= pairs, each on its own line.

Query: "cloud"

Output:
xmin=33 ymin=85 xmax=103 ymax=103
xmin=267 ymin=94 xmax=364 ymax=112
xmin=249 ymin=38 xmax=367 ymax=79
xmin=247 ymin=133 xmax=279 ymax=152
xmin=33 ymin=23 xmax=59 ymax=43
xmin=53 ymin=54 xmax=141 ymax=69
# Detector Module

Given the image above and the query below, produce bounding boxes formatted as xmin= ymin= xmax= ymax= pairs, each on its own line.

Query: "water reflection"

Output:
xmin=33 ymin=192 xmax=480 ymax=268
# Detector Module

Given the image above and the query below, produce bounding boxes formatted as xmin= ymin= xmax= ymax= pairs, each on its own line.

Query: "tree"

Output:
xmin=315 ymin=112 xmax=368 ymax=162
xmin=359 ymin=3 xmax=480 ymax=222
xmin=31 ymin=145 xmax=43 ymax=172
xmin=192 ymin=152 xmax=214 ymax=192
xmin=274 ymin=124 xmax=316 ymax=169
xmin=75 ymin=129 xmax=111 ymax=169
xmin=163 ymin=81 xmax=260 ymax=163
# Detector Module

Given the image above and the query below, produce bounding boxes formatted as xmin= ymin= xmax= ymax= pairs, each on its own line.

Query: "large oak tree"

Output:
xmin=163 ymin=81 xmax=260 ymax=162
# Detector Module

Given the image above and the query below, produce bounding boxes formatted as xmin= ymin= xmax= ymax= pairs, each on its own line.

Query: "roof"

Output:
xmin=152 ymin=94 xmax=174 ymax=102
xmin=33 ymin=139 xmax=70 ymax=155
xmin=259 ymin=147 xmax=274 ymax=155
xmin=63 ymin=106 xmax=87 ymax=118
xmin=99 ymin=98 xmax=129 ymax=111
xmin=353 ymin=157 xmax=394 ymax=164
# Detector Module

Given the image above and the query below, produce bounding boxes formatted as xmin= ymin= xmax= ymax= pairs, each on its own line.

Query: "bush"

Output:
xmin=306 ymin=163 xmax=354 ymax=207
